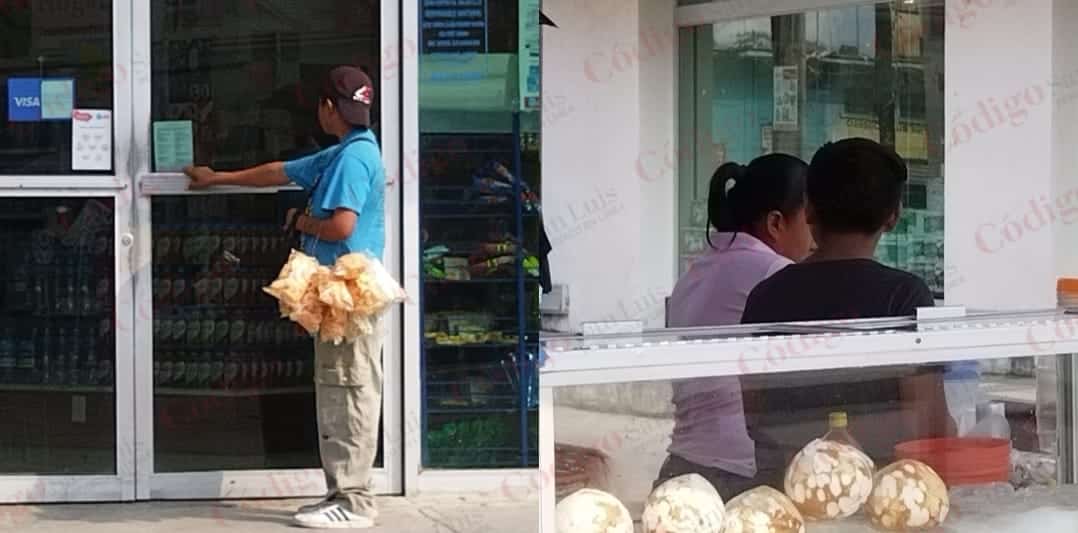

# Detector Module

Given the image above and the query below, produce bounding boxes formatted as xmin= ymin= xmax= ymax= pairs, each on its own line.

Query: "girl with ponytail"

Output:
xmin=657 ymin=153 xmax=813 ymax=499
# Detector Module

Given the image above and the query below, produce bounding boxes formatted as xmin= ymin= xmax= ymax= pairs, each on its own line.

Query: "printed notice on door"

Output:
xmin=72 ymin=109 xmax=112 ymax=171
xmin=421 ymin=0 xmax=488 ymax=55
xmin=153 ymin=120 xmax=194 ymax=172
xmin=773 ymin=66 xmax=799 ymax=131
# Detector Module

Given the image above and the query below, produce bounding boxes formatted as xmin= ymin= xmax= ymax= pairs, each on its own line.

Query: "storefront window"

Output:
xmin=149 ymin=0 xmax=381 ymax=171
xmin=677 ymin=1 xmax=945 ymax=296
xmin=147 ymin=0 xmax=382 ymax=472
xmin=419 ymin=0 xmax=542 ymax=468
xmin=0 ymin=197 xmax=116 ymax=474
xmin=0 ymin=1 xmax=114 ymax=175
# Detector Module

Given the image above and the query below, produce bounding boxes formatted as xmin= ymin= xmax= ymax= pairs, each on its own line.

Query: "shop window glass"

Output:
xmin=677 ymin=1 xmax=946 ymax=297
xmin=0 ymin=197 xmax=117 ymax=474
xmin=148 ymin=0 xmax=383 ymax=472
xmin=0 ymin=1 xmax=114 ymax=175
xmin=419 ymin=0 xmax=542 ymax=469
xmin=149 ymin=0 xmax=380 ymax=172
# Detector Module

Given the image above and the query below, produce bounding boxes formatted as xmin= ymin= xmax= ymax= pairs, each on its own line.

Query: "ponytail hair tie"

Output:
xmin=724 ymin=178 xmax=737 ymax=195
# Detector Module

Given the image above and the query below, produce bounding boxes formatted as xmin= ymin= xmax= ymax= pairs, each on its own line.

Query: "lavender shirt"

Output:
xmin=667 ymin=232 xmax=791 ymax=477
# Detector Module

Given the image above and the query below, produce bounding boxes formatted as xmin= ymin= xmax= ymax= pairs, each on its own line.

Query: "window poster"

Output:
xmin=421 ymin=0 xmax=488 ymax=55
xmin=72 ymin=109 xmax=112 ymax=171
xmin=519 ymin=0 xmax=541 ymax=110
xmin=773 ymin=66 xmax=799 ymax=131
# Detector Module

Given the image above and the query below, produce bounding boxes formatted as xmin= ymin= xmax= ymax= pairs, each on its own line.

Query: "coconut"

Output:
xmin=555 ymin=488 xmax=633 ymax=533
xmin=724 ymin=486 xmax=805 ymax=533
xmin=783 ymin=439 xmax=875 ymax=520
xmin=866 ymin=460 xmax=950 ymax=530
xmin=641 ymin=474 xmax=725 ymax=532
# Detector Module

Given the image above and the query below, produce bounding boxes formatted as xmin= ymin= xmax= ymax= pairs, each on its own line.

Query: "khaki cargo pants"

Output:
xmin=312 ymin=323 xmax=385 ymax=518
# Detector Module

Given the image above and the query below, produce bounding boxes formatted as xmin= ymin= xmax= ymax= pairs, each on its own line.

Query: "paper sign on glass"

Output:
xmin=40 ymin=78 xmax=75 ymax=120
xmin=153 ymin=120 xmax=194 ymax=172
xmin=773 ymin=66 xmax=799 ymax=131
xmin=71 ymin=109 xmax=112 ymax=171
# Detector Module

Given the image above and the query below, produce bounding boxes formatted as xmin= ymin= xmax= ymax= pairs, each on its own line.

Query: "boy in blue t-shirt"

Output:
xmin=184 ymin=66 xmax=385 ymax=530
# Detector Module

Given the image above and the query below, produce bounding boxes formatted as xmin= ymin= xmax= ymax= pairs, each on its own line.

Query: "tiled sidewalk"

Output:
xmin=0 ymin=495 xmax=537 ymax=532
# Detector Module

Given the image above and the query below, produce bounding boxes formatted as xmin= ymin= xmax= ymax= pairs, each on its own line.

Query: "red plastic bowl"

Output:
xmin=894 ymin=438 xmax=1011 ymax=486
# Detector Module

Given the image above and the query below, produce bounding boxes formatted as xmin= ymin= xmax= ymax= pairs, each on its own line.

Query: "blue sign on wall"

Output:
xmin=8 ymin=77 xmax=43 ymax=122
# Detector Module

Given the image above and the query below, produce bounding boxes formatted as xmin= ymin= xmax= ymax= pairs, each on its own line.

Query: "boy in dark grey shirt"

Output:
xmin=740 ymin=138 xmax=954 ymax=489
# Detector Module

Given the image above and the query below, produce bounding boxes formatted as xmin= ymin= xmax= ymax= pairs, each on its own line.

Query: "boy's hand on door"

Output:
xmin=184 ymin=165 xmax=217 ymax=189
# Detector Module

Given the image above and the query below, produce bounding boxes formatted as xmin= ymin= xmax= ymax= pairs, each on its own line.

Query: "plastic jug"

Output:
xmin=969 ymin=402 xmax=1011 ymax=441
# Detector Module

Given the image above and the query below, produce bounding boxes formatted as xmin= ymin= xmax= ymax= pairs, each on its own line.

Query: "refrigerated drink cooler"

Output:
xmin=537 ymin=311 xmax=1078 ymax=533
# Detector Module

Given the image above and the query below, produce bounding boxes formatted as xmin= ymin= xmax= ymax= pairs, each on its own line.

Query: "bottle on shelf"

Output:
xmin=15 ymin=325 xmax=36 ymax=385
xmin=54 ymin=328 xmax=67 ymax=386
xmin=83 ymin=335 xmax=98 ymax=385
xmin=64 ymin=274 xmax=76 ymax=315
xmin=33 ymin=271 xmax=47 ymax=314
xmin=211 ymin=350 xmax=226 ymax=389
xmin=822 ymin=411 xmax=864 ymax=451
xmin=79 ymin=275 xmax=94 ymax=315
xmin=40 ymin=325 xmax=52 ymax=385
xmin=67 ymin=326 xmax=80 ymax=385
xmin=969 ymin=402 xmax=1012 ymax=441
xmin=11 ymin=263 xmax=31 ymax=311
xmin=160 ymin=351 xmax=174 ymax=387
xmin=0 ymin=322 xmax=16 ymax=383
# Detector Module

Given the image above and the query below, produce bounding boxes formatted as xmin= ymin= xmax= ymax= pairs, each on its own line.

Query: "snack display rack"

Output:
xmin=537 ymin=310 xmax=1078 ymax=532
xmin=420 ymin=114 xmax=541 ymax=468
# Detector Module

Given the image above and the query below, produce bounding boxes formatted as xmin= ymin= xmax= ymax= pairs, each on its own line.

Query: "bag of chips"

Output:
xmin=263 ymin=250 xmax=407 ymax=345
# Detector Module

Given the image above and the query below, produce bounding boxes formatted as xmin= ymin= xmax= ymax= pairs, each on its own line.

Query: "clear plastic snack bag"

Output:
xmin=263 ymin=250 xmax=407 ymax=344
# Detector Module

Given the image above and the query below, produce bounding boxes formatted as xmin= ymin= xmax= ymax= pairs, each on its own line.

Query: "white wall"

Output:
xmin=944 ymin=0 xmax=1058 ymax=309
xmin=543 ymin=0 xmax=1075 ymax=322
xmin=542 ymin=0 xmax=678 ymax=331
xmin=1053 ymin=1 xmax=1078 ymax=282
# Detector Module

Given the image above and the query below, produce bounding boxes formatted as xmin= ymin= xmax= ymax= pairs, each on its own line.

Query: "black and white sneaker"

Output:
xmin=293 ymin=503 xmax=375 ymax=529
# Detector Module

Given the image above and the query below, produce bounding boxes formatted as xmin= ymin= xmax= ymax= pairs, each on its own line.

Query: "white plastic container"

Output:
xmin=969 ymin=402 xmax=1011 ymax=440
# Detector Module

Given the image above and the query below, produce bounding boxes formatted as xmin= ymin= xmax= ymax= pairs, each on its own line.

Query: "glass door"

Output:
xmin=0 ymin=1 xmax=137 ymax=502
xmin=131 ymin=0 xmax=401 ymax=499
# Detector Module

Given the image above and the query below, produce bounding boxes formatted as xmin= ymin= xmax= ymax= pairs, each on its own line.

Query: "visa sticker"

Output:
xmin=7 ymin=77 xmax=42 ymax=122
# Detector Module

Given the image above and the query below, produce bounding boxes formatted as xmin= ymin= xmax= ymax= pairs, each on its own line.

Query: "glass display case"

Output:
xmin=538 ymin=310 xmax=1078 ymax=532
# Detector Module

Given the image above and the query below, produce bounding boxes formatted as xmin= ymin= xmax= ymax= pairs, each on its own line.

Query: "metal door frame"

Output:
xmin=129 ymin=0 xmax=404 ymax=500
xmin=0 ymin=0 xmax=138 ymax=503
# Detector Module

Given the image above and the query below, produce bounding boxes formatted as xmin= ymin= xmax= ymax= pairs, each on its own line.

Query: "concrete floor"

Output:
xmin=0 ymin=495 xmax=538 ymax=532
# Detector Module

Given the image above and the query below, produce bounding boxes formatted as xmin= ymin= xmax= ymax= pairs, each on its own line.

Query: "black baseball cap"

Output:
xmin=321 ymin=66 xmax=374 ymax=128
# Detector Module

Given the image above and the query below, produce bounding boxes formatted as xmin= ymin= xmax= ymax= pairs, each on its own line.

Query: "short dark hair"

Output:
xmin=807 ymin=138 xmax=908 ymax=234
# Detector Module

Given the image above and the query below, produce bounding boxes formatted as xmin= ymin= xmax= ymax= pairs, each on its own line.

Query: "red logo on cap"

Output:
xmin=353 ymin=86 xmax=373 ymax=105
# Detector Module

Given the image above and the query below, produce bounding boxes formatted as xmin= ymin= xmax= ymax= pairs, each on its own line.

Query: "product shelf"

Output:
xmin=156 ymin=386 xmax=313 ymax=397
xmin=419 ymin=121 xmax=542 ymax=469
